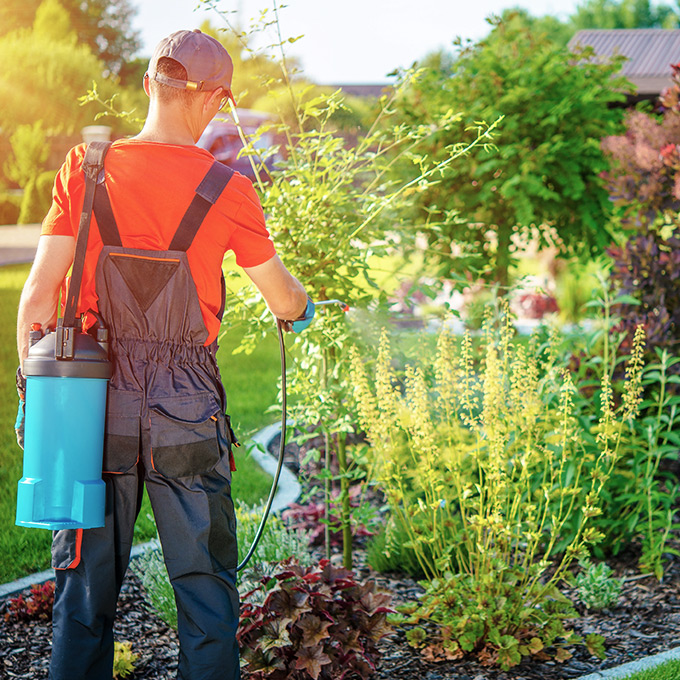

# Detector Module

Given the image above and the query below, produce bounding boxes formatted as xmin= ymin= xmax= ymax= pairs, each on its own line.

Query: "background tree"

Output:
xmin=0 ymin=0 xmax=114 ymax=136
xmin=4 ymin=122 xmax=53 ymax=224
xmin=492 ymin=1 xmax=679 ymax=48
xmin=570 ymin=0 xmax=679 ymax=30
xmin=394 ymin=14 xmax=630 ymax=286
xmin=0 ymin=0 xmax=140 ymax=75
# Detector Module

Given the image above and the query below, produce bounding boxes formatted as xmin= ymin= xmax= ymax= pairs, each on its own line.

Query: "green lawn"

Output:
xmin=0 ymin=264 xmax=279 ymax=583
xmin=620 ymin=658 xmax=680 ymax=680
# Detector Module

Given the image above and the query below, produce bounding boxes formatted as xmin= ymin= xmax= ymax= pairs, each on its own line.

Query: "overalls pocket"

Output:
xmin=52 ymin=529 xmax=83 ymax=570
xmin=103 ymin=389 xmax=142 ymax=474
xmin=149 ymin=393 xmax=221 ymax=479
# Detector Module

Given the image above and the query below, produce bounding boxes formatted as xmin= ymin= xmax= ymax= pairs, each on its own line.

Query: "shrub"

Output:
xmin=349 ymin=302 xmax=646 ymax=668
xmin=555 ymin=283 xmax=680 ymax=577
xmin=590 ymin=346 xmax=680 ymax=578
xmin=397 ymin=567 xmax=595 ymax=670
xmin=238 ymin=558 xmax=393 ymax=680
xmin=607 ymin=230 xmax=680 ymax=391
xmin=4 ymin=580 xmax=55 ymax=621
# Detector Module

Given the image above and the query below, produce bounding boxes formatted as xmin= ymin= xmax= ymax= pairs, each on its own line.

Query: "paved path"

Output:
xmin=0 ymin=224 xmax=40 ymax=265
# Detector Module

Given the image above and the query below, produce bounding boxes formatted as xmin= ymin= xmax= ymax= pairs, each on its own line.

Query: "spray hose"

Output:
xmin=236 ymin=300 xmax=348 ymax=572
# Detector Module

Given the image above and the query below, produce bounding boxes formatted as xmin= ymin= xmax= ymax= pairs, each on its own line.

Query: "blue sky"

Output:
xmin=132 ymin=0 xmax=583 ymax=83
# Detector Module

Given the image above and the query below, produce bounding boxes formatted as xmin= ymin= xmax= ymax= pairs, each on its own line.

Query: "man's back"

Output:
xmin=42 ymin=139 xmax=275 ymax=344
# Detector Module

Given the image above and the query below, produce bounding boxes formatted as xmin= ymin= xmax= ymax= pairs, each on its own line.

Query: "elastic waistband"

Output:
xmin=110 ymin=337 xmax=216 ymax=365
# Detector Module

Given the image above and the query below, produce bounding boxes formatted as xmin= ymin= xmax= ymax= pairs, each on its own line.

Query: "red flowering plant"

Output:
xmin=238 ymin=558 xmax=393 ymax=680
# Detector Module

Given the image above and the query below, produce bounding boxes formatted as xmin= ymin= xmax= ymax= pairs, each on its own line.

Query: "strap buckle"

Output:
xmin=54 ymin=318 xmax=81 ymax=360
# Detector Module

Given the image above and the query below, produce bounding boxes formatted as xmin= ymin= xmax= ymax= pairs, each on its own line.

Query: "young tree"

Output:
xmin=394 ymin=14 xmax=630 ymax=286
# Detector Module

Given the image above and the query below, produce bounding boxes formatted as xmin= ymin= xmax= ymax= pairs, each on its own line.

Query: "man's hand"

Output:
xmin=280 ymin=298 xmax=315 ymax=333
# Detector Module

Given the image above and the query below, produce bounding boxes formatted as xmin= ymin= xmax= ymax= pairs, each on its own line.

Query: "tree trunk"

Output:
xmin=495 ymin=221 xmax=512 ymax=289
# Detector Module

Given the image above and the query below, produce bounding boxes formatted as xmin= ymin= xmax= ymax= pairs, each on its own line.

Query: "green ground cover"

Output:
xmin=0 ymin=264 xmax=278 ymax=583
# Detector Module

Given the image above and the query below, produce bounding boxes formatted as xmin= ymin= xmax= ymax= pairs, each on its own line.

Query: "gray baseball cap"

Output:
xmin=148 ymin=29 xmax=234 ymax=95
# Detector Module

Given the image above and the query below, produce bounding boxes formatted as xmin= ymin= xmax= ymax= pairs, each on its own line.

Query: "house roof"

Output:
xmin=568 ymin=29 xmax=680 ymax=95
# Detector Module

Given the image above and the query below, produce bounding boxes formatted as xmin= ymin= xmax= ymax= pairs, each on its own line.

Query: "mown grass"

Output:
xmin=0 ymin=264 xmax=279 ymax=583
xmin=620 ymin=658 xmax=680 ymax=680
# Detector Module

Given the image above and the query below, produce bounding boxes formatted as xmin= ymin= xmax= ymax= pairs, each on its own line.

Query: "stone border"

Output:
xmin=0 ymin=423 xmax=297 ymax=599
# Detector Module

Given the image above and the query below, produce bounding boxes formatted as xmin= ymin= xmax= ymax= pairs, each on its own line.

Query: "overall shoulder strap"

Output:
xmin=62 ymin=141 xmax=113 ymax=331
xmin=169 ymin=162 xmax=235 ymax=252
xmin=93 ymin=183 xmax=122 ymax=247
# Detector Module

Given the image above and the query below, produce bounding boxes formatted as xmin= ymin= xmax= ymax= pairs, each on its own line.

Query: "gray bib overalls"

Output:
xmin=49 ymin=158 xmax=240 ymax=680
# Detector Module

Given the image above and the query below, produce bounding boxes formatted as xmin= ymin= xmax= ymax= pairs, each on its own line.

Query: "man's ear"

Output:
xmin=204 ymin=88 xmax=222 ymax=113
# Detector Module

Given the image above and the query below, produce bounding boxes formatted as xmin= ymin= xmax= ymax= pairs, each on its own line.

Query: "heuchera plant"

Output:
xmin=5 ymin=581 xmax=55 ymax=622
xmin=282 ymin=486 xmax=376 ymax=548
xmin=238 ymin=558 xmax=393 ymax=680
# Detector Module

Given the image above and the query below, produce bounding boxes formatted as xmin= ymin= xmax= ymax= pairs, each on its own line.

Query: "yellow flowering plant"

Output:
xmin=349 ymin=300 xmax=646 ymax=668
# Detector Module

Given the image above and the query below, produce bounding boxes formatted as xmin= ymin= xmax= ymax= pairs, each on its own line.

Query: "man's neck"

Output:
xmin=134 ymin=100 xmax=203 ymax=146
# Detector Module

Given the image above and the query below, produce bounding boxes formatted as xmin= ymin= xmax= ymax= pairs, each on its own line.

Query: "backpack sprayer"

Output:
xmin=15 ymin=144 xmax=112 ymax=531
xmin=15 ymin=321 xmax=111 ymax=530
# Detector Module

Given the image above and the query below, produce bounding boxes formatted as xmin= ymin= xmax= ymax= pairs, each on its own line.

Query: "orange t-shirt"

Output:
xmin=42 ymin=139 xmax=276 ymax=345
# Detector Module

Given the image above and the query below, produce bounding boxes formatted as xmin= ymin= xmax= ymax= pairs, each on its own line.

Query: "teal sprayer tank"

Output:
xmin=16 ymin=322 xmax=111 ymax=530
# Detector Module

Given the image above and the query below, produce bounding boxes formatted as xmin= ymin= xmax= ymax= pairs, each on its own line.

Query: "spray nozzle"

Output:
xmin=315 ymin=299 xmax=350 ymax=312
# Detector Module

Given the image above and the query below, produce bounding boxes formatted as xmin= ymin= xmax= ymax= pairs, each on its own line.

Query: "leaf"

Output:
xmin=294 ymin=644 xmax=332 ymax=680
xmin=611 ymin=294 xmax=641 ymax=306
xmin=521 ymin=637 xmax=544 ymax=656
xmin=299 ymin=614 xmax=333 ymax=647
xmin=554 ymin=646 xmax=573 ymax=663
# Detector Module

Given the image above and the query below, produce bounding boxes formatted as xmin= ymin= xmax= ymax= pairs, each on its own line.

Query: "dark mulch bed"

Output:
xmin=2 ymin=549 xmax=680 ymax=680
xmin=2 ymin=432 xmax=679 ymax=679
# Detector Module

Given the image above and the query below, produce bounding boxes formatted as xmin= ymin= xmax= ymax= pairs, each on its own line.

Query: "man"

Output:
xmin=16 ymin=29 xmax=310 ymax=680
